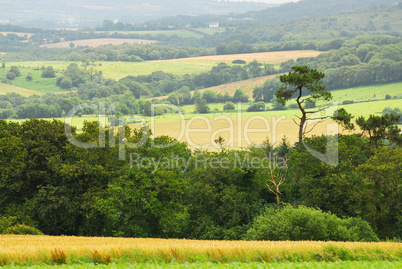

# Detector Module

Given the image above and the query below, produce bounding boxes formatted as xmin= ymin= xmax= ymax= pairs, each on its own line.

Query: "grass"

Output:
xmin=0 ymin=83 xmax=43 ymax=96
xmin=0 ymin=235 xmax=400 ymax=266
xmin=2 ymin=261 xmax=402 ymax=268
xmin=6 ymin=61 xmax=217 ymax=80
xmin=325 ymin=82 xmax=402 ymax=104
xmin=0 ymin=67 xmax=60 ymax=92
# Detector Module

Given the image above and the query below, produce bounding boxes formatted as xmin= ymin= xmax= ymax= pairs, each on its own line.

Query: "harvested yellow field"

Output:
xmin=154 ymin=50 xmax=324 ymax=63
xmin=150 ymin=74 xmax=281 ymax=101
xmin=0 ymin=83 xmax=43 ymax=97
xmin=130 ymin=116 xmax=353 ymax=150
xmin=0 ymin=31 xmax=34 ymax=38
xmin=197 ymin=74 xmax=281 ymax=98
xmin=1 ymin=235 xmax=400 ymax=265
xmin=40 ymin=38 xmax=158 ymax=48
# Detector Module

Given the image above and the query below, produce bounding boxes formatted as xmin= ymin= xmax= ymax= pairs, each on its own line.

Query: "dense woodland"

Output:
xmin=0 ymin=118 xmax=400 ymax=240
xmin=0 ymin=0 xmax=401 ymax=241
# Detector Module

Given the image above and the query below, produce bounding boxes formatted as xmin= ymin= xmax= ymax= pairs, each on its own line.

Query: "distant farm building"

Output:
xmin=209 ymin=22 xmax=219 ymax=28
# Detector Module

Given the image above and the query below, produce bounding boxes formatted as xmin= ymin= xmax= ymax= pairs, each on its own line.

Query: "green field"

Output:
xmin=6 ymin=61 xmax=217 ymax=80
xmin=3 ymin=261 xmax=402 ymax=269
xmin=0 ymin=67 xmax=60 ymax=92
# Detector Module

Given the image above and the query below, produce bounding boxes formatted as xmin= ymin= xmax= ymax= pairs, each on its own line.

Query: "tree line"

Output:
xmin=0 ymin=118 xmax=400 ymax=240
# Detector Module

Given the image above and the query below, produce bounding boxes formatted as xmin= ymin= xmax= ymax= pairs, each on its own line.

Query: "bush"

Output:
xmin=6 ymin=72 xmax=15 ymax=80
xmin=247 ymin=102 xmax=265 ymax=112
xmin=232 ymin=59 xmax=246 ymax=64
xmin=9 ymin=66 xmax=21 ymax=77
xmin=0 ymin=216 xmax=44 ymax=235
xmin=223 ymin=101 xmax=235 ymax=111
xmin=244 ymin=206 xmax=379 ymax=242
xmin=41 ymin=66 xmax=56 ymax=78
xmin=26 ymin=73 xmax=33 ymax=81
xmin=342 ymin=100 xmax=354 ymax=105
xmin=3 ymin=224 xmax=44 ymax=235
xmin=60 ymin=77 xmax=73 ymax=89
xmin=385 ymin=94 xmax=392 ymax=100
xmin=288 ymin=103 xmax=298 ymax=109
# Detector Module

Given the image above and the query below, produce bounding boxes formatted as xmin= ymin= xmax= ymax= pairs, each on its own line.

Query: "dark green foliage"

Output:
xmin=0 ymin=216 xmax=43 ymax=235
xmin=8 ymin=66 xmax=20 ymax=77
xmin=223 ymin=101 xmax=235 ymax=111
xmin=195 ymin=97 xmax=210 ymax=113
xmin=247 ymin=102 xmax=265 ymax=112
xmin=245 ymin=206 xmax=379 ymax=242
xmin=41 ymin=66 xmax=56 ymax=78
xmin=232 ymin=59 xmax=246 ymax=64
xmin=356 ymin=114 xmax=401 ymax=147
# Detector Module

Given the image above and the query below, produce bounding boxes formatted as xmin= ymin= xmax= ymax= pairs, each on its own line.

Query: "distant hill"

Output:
xmin=0 ymin=0 xmax=272 ymax=29
xmin=148 ymin=0 xmax=399 ymax=29
xmin=167 ymin=2 xmax=402 ymax=47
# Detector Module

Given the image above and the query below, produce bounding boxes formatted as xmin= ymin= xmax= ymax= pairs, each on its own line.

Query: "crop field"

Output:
xmin=0 ymin=31 xmax=34 ymax=38
xmin=40 ymin=38 xmax=158 ymax=48
xmin=94 ymin=30 xmax=204 ymax=39
xmin=0 ymin=235 xmax=400 ymax=267
xmin=4 ymin=261 xmax=402 ymax=269
xmin=155 ymin=50 xmax=324 ymax=64
xmin=0 ymin=83 xmax=43 ymax=96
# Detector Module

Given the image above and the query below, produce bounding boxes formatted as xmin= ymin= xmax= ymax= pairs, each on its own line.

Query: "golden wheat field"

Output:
xmin=40 ymin=38 xmax=158 ymax=48
xmin=129 ymin=116 xmax=352 ymax=150
xmin=0 ymin=235 xmax=401 ymax=265
xmin=154 ymin=50 xmax=324 ymax=64
xmin=150 ymin=74 xmax=282 ymax=101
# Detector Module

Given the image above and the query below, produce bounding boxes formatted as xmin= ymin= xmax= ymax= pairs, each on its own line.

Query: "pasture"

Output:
xmin=0 ymin=235 xmax=400 ymax=266
xmin=40 ymin=38 xmax=158 ymax=49
xmin=5 ymin=61 xmax=217 ymax=80
xmin=0 ymin=67 xmax=59 ymax=92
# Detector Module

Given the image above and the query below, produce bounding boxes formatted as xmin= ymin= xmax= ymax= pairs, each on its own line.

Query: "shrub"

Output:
xmin=288 ymin=103 xmax=298 ymax=109
xmin=2 ymin=224 xmax=44 ymax=235
xmin=385 ymin=94 xmax=392 ymax=100
xmin=342 ymin=100 xmax=354 ymax=105
xmin=26 ymin=73 xmax=33 ymax=81
xmin=41 ymin=66 xmax=56 ymax=78
xmin=247 ymin=102 xmax=265 ymax=112
xmin=6 ymin=72 xmax=15 ymax=80
xmin=9 ymin=66 xmax=20 ymax=76
xmin=244 ymin=206 xmax=379 ymax=242
xmin=223 ymin=101 xmax=235 ymax=111
xmin=232 ymin=59 xmax=246 ymax=64
xmin=60 ymin=77 xmax=73 ymax=89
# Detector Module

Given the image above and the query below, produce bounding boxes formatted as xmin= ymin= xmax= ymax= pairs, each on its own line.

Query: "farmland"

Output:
xmin=0 ymin=83 xmax=42 ymax=96
xmin=94 ymin=30 xmax=204 ymax=39
xmin=4 ymin=261 xmax=401 ymax=268
xmin=0 ymin=235 xmax=400 ymax=266
xmin=154 ymin=50 xmax=324 ymax=64
xmin=40 ymin=38 xmax=158 ymax=49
